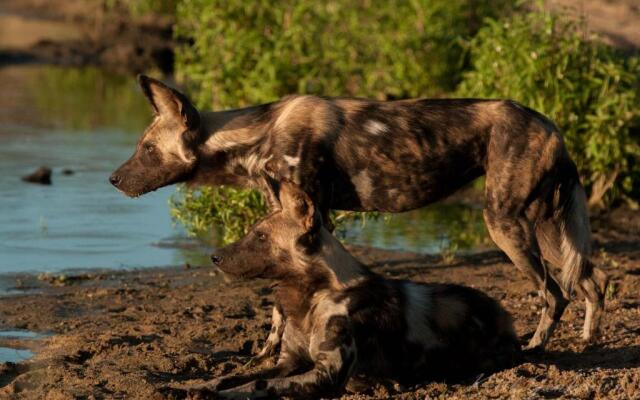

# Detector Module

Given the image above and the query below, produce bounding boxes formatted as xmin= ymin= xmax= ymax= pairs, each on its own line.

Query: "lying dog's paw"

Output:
xmin=160 ymin=382 xmax=220 ymax=399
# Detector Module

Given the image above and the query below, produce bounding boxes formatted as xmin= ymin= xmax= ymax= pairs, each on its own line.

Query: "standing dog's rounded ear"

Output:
xmin=279 ymin=181 xmax=320 ymax=231
xmin=137 ymin=75 xmax=200 ymax=131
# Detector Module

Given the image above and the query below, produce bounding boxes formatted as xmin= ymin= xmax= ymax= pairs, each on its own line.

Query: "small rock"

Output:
xmin=22 ymin=166 xmax=52 ymax=185
xmin=61 ymin=168 xmax=75 ymax=175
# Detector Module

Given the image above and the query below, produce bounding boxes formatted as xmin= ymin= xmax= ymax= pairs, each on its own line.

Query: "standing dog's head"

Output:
xmin=110 ymin=75 xmax=201 ymax=197
xmin=211 ymin=181 xmax=323 ymax=279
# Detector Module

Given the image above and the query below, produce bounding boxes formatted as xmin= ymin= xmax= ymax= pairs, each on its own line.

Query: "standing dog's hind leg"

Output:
xmin=579 ymin=263 xmax=608 ymax=342
xmin=559 ymin=184 xmax=608 ymax=343
xmin=484 ymin=210 xmax=568 ymax=350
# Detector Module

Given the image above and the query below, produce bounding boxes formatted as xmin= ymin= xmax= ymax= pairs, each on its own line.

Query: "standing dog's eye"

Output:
xmin=144 ymin=144 xmax=155 ymax=153
xmin=257 ymin=232 xmax=267 ymax=241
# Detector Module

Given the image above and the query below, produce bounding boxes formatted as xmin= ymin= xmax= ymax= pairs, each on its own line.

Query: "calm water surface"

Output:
xmin=0 ymin=65 xmax=490 ymax=276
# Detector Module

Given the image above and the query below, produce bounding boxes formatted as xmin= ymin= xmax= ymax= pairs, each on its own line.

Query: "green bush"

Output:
xmin=170 ymin=186 xmax=268 ymax=245
xmin=106 ymin=0 xmax=177 ymax=17
xmin=457 ymin=11 xmax=640 ymax=206
xmin=170 ymin=0 xmax=516 ymax=242
xmin=174 ymin=0 xmax=515 ymax=109
xmin=170 ymin=185 xmax=378 ymax=244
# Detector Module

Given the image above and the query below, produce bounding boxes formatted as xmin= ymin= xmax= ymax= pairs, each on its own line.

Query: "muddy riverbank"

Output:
xmin=0 ymin=208 xmax=638 ymax=399
xmin=0 ymin=0 xmax=174 ymax=73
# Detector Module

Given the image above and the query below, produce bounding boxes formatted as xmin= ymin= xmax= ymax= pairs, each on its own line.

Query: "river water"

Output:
xmin=0 ymin=65 xmax=490 ymax=276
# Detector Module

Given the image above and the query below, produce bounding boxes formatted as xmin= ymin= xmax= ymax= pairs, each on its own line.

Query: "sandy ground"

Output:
xmin=0 ymin=0 xmax=638 ymax=398
xmin=547 ymin=0 xmax=640 ymax=51
xmin=0 ymin=208 xmax=638 ymax=399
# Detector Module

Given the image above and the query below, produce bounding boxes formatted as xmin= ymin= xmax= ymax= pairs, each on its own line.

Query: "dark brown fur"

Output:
xmin=178 ymin=182 xmax=520 ymax=398
xmin=111 ymin=76 xmax=607 ymax=350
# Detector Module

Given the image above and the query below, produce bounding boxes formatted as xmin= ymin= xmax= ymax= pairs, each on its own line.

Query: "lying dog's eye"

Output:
xmin=257 ymin=232 xmax=267 ymax=241
xmin=144 ymin=144 xmax=155 ymax=153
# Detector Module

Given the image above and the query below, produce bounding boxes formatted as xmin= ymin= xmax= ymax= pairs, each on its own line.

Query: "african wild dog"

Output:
xmin=175 ymin=181 xmax=520 ymax=398
xmin=110 ymin=75 xmax=608 ymax=351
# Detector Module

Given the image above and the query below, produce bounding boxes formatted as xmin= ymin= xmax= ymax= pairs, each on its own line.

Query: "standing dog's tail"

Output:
xmin=558 ymin=182 xmax=593 ymax=295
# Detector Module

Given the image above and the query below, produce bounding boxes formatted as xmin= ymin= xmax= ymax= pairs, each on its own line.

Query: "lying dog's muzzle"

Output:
xmin=211 ymin=255 xmax=223 ymax=266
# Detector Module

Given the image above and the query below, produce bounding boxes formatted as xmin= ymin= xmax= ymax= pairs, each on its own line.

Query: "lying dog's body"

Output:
xmin=111 ymin=76 xmax=607 ymax=351
xmin=187 ymin=182 xmax=519 ymax=399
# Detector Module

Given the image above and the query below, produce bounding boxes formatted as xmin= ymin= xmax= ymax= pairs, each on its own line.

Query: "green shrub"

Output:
xmin=170 ymin=185 xmax=378 ymax=245
xmin=175 ymin=0 xmax=515 ymax=109
xmin=170 ymin=0 xmax=515 ymax=243
xmin=170 ymin=186 xmax=268 ymax=245
xmin=457 ymin=11 xmax=640 ymax=206
xmin=106 ymin=0 xmax=177 ymax=17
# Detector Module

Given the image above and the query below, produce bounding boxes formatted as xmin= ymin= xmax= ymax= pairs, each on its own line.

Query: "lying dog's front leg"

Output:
xmin=247 ymin=305 xmax=286 ymax=367
xmin=219 ymin=313 xmax=357 ymax=399
xmin=175 ymin=359 xmax=296 ymax=395
xmin=218 ymin=357 xmax=355 ymax=399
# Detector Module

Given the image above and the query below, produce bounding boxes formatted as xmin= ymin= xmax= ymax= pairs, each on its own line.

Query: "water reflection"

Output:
xmin=0 ymin=64 xmax=491 ymax=276
xmin=27 ymin=66 xmax=151 ymax=132
xmin=0 ymin=65 xmax=209 ymax=274
xmin=339 ymin=203 xmax=492 ymax=254
xmin=0 ymin=347 xmax=33 ymax=363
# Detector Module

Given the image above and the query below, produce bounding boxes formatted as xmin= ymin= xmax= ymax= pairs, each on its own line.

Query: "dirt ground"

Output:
xmin=0 ymin=207 xmax=638 ymax=399
xmin=547 ymin=0 xmax=640 ymax=51
xmin=0 ymin=0 xmax=174 ymax=73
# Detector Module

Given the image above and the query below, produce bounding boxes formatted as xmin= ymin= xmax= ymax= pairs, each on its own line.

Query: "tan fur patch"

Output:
xmin=203 ymin=109 xmax=264 ymax=152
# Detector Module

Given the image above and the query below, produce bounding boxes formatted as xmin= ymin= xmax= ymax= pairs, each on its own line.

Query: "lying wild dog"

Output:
xmin=177 ymin=181 xmax=520 ymax=399
xmin=110 ymin=76 xmax=607 ymax=351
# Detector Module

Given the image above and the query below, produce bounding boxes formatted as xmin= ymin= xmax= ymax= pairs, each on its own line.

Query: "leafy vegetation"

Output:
xmin=170 ymin=0 xmax=515 ymax=243
xmin=105 ymin=0 xmax=177 ymax=18
xmin=170 ymin=2 xmax=640 ymax=244
xmin=170 ymin=186 xmax=268 ymax=245
xmin=457 ymin=11 xmax=640 ymax=206
xmin=174 ymin=0 xmax=515 ymax=109
xmin=170 ymin=185 xmax=380 ymax=244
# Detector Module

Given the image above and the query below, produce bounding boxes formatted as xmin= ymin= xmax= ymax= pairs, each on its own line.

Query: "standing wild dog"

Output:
xmin=176 ymin=181 xmax=520 ymax=398
xmin=111 ymin=75 xmax=607 ymax=351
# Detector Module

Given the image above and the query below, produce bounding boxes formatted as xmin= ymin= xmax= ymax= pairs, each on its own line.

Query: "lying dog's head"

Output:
xmin=211 ymin=181 xmax=322 ymax=279
xmin=110 ymin=75 xmax=201 ymax=197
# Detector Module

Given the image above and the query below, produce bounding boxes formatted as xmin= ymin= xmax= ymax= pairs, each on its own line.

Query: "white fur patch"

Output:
xmin=204 ymin=126 xmax=262 ymax=152
xmin=560 ymin=184 xmax=591 ymax=292
xmin=274 ymin=96 xmax=307 ymax=130
xmin=403 ymin=282 xmax=439 ymax=348
xmin=351 ymin=170 xmax=373 ymax=201
xmin=364 ymin=120 xmax=388 ymax=135
xmin=232 ymin=152 xmax=273 ymax=176
xmin=315 ymin=296 xmax=350 ymax=321
xmin=283 ymin=154 xmax=300 ymax=167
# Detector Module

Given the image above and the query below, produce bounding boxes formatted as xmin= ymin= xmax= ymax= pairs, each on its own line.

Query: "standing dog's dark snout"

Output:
xmin=211 ymin=255 xmax=223 ymax=265
xmin=109 ymin=173 xmax=122 ymax=187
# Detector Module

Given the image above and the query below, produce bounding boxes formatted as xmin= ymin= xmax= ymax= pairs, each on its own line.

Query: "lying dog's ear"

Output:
xmin=137 ymin=75 xmax=200 ymax=131
xmin=261 ymin=173 xmax=282 ymax=210
xmin=279 ymin=181 xmax=319 ymax=231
